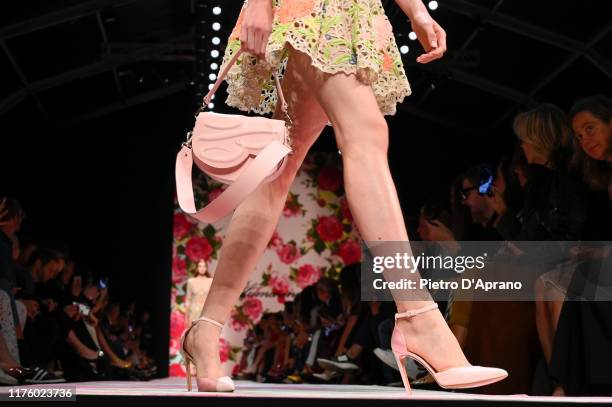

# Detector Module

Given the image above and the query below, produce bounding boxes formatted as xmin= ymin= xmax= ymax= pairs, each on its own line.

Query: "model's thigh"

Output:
xmin=290 ymin=47 xmax=388 ymax=153
xmin=271 ymin=44 xmax=330 ymax=160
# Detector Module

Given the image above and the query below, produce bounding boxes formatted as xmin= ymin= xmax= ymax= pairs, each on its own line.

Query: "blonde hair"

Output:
xmin=513 ymin=104 xmax=573 ymax=167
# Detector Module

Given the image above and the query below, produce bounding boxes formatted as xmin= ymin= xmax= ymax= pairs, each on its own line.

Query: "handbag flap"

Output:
xmin=192 ymin=112 xmax=287 ymax=169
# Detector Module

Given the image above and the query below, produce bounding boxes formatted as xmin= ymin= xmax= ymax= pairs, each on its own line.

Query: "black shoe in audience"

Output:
xmin=6 ymin=366 xmax=67 ymax=384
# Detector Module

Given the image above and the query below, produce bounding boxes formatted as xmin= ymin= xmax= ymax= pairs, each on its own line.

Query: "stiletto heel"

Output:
xmin=185 ymin=357 xmax=192 ymax=391
xmin=180 ymin=316 xmax=235 ymax=392
xmin=393 ymin=352 xmax=412 ymax=395
xmin=391 ymin=303 xmax=507 ymax=394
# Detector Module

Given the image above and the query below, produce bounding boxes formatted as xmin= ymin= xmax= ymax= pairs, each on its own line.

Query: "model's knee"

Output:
xmin=335 ymin=115 xmax=389 ymax=159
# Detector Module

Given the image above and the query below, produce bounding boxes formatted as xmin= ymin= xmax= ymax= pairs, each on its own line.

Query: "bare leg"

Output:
xmin=298 ymin=49 xmax=470 ymax=372
xmin=66 ymin=330 xmax=98 ymax=360
xmin=346 ymin=344 xmax=363 ymax=359
xmin=184 ymin=44 xmax=330 ymax=379
xmin=535 ymin=277 xmax=565 ymax=366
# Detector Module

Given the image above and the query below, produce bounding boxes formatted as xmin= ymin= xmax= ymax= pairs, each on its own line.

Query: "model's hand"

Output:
xmin=240 ymin=0 xmax=274 ymax=59
xmin=410 ymin=10 xmax=447 ymax=64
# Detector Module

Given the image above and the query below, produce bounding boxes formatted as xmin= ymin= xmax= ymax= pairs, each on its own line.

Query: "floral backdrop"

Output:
xmin=170 ymin=152 xmax=362 ymax=377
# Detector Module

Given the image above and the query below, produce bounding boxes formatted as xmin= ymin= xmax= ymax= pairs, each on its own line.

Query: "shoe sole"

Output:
xmin=438 ymin=373 xmax=508 ymax=390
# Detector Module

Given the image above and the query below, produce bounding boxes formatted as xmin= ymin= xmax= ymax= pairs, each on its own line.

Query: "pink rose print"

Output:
xmin=243 ymin=297 xmax=263 ymax=320
xmin=270 ymin=274 xmax=290 ymax=304
xmin=316 ymin=216 xmax=343 ymax=242
xmin=170 ymin=310 xmax=185 ymax=340
xmin=276 ymin=242 xmax=301 ymax=264
xmin=209 ymin=187 xmax=225 ymax=202
xmin=184 ymin=236 xmax=213 ymax=261
xmin=296 ymin=264 xmax=321 ymax=288
xmin=169 ymin=338 xmax=180 ymax=355
xmin=317 ymin=166 xmax=341 ymax=192
xmin=283 ymin=201 xmax=301 ymax=217
xmin=340 ymin=197 xmax=353 ymax=222
xmin=172 ymin=256 xmax=187 ymax=284
xmin=170 ymin=287 xmax=177 ymax=305
xmin=173 ymin=213 xmax=192 ymax=239
xmin=232 ymin=363 xmax=241 ymax=377
xmin=169 ymin=362 xmax=186 ymax=377
xmin=219 ymin=338 xmax=231 ymax=363
xmin=231 ymin=317 xmax=249 ymax=332
xmin=337 ymin=240 xmax=362 ymax=265
xmin=268 ymin=230 xmax=283 ymax=248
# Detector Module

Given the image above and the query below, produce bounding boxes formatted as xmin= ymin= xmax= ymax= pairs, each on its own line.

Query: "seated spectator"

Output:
xmin=442 ymin=165 xmax=542 ymax=394
xmin=548 ymin=95 xmax=612 ymax=396
xmin=316 ymin=265 xmax=396 ymax=385
xmin=492 ymin=104 xmax=587 ymax=241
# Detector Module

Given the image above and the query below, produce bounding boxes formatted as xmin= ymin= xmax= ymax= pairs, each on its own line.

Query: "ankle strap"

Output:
xmin=395 ymin=303 xmax=438 ymax=321
xmin=192 ymin=316 xmax=224 ymax=330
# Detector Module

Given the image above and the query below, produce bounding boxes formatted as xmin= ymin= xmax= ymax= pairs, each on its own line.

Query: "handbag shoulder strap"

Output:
xmin=175 ymin=140 xmax=292 ymax=224
xmin=203 ymin=49 xmax=288 ymax=114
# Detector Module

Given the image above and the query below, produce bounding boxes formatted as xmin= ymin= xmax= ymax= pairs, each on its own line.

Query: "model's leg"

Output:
xmin=184 ymin=45 xmax=330 ymax=379
xmin=294 ymin=49 xmax=470 ymax=372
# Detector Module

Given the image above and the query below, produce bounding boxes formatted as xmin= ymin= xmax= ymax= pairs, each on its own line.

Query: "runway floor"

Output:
xmin=2 ymin=377 xmax=608 ymax=404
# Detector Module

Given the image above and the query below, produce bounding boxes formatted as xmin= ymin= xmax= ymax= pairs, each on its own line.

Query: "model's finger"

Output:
xmin=247 ymin=28 xmax=254 ymax=54
xmin=252 ymin=29 xmax=262 ymax=58
xmin=259 ymin=31 xmax=269 ymax=60
xmin=425 ymin=23 xmax=438 ymax=50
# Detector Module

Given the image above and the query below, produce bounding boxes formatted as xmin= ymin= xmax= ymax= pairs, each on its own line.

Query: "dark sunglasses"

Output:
xmin=460 ymin=180 xmax=495 ymax=201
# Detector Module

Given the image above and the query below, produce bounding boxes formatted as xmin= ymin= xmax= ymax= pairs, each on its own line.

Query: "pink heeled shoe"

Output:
xmin=391 ymin=303 xmax=507 ymax=395
xmin=180 ymin=316 xmax=235 ymax=392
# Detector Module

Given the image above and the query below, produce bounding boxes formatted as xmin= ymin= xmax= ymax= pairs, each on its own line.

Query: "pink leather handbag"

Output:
xmin=176 ymin=49 xmax=294 ymax=223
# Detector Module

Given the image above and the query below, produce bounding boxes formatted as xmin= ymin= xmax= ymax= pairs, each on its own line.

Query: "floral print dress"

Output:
xmin=219 ymin=0 xmax=412 ymax=119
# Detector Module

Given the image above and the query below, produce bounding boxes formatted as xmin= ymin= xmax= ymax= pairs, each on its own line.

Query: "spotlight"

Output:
xmin=408 ymin=31 xmax=417 ymax=41
xmin=212 ymin=22 xmax=221 ymax=31
xmin=212 ymin=37 xmax=220 ymax=45
xmin=428 ymin=1 xmax=438 ymax=10
xmin=209 ymin=73 xmax=217 ymax=81
xmin=211 ymin=49 xmax=219 ymax=58
xmin=210 ymin=63 xmax=219 ymax=70
xmin=208 ymin=103 xmax=215 ymax=109
xmin=400 ymin=45 xmax=409 ymax=54
xmin=208 ymin=84 xmax=214 ymax=90
xmin=212 ymin=6 xmax=222 ymax=15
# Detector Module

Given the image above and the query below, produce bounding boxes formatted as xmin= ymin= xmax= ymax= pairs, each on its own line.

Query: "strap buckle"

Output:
xmin=194 ymin=105 xmax=206 ymax=118
xmin=182 ymin=131 xmax=193 ymax=149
